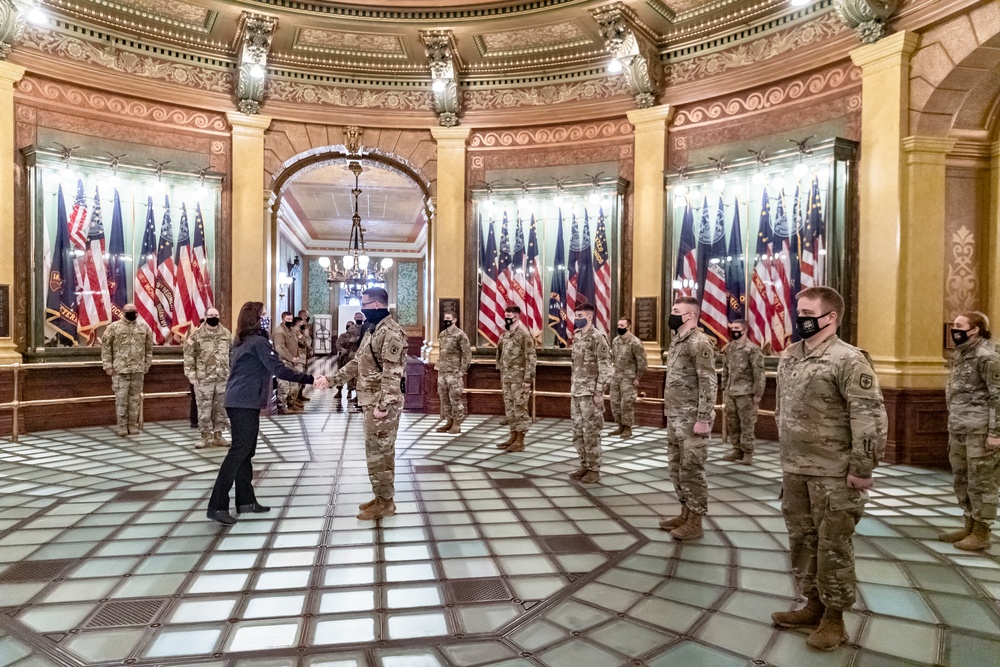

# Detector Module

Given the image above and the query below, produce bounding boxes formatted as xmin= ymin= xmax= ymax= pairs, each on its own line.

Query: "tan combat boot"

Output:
xmin=658 ymin=506 xmax=689 ymax=531
xmin=358 ymin=497 xmax=397 ymax=521
xmin=772 ymin=595 xmax=825 ymax=629
xmin=740 ymin=451 xmax=753 ymax=465
xmin=954 ymin=521 xmax=992 ymax=551
xmin=196 ymin=435 xmax=212 ymax=449
xmin=620 ymin=426 xmax=633 ymax=439
xmin=670 ymin=512 xmax=704 ymax=540
xmin=117 ymin=426 xmax=129 ymax=437
xmin=580 ymin=470 xmax=601 ymax=484
xmin=436 ymin=419 xmax=454 ymax=433
xmin=721 ymin=449 xmax=742 ymax=462
xmin=496 ymin=431 xmax=517 ymax=449
xmin=448 ymin=419 xmax=462 ymax=434
xmin=569 ymin=467 xmax=587 ymax=480
xmin=213 ymin=432 xmax=231 ymax=447
xmin=609 ymin=424 xmax=624 ymax=436
xmin=498 ymin=416 xmax=510 ymax=425
xmin=358 ymin=497 xmax=378 ymax=511
xmin=939 ymin=515 xmax=974 ymax=543
xmin=507 ymin=432 xmax=525 ymax=452
xmin=806 ymin=608 xmax=849 ymax=652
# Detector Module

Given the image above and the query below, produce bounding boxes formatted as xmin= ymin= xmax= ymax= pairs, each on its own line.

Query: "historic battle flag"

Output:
xmin=575 ymin=209 xmax=597 ymax=313
xmin=77 ymin=186 xmax=112 ymax=339
xmin=566 ymin=212 xmax=581 ymax=339
xmin=45 ymin=184 xmax=79 ymax=345
xmin=477 ymin=215 xmax=502 ymax=345
xmin=699 ymin=197 xmax=729 ymax=343
xmin=107 ymin=188 xmax=128 ymax=321
xmin=770 ymin=191 xmax=793 ymax=352
xmin=748 ymin=189 xmax=774 ymax=349
xmin=593 ymin=207 xmax=612 ymax=334
xmin=192 ymin=202 xmax=214 ymax=310
xmin=509 ymin=213 xmax=530 ymax=324
xmin=674 ymin=199 xmax=698 ymax=298
xmin=799 ymin=176 xmax=826 ymax=288
xmin=726 ymin=199 xmax=746 ymax=325
xmin=154 ymin=196 xmax=176 ymax=343
xmin=135 ymin=197 xmax=161 ymax=341
xmin=171 ymin=203 xmax=206 ymax=338
xmin=548 ymin=210 xmax=569 ymax=348
xmin=496 ymin=211 xmax=513 ymax=320
xmin=525 ymin=214 xmax=545 ymax=338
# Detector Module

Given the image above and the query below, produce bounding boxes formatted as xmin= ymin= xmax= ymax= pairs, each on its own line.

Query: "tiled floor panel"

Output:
xmin=0 ymin=401 xmax=998 ymax=666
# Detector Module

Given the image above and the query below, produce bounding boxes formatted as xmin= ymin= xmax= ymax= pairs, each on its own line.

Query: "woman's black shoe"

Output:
xmin=206 ymin=509 xmax=236 ymax=525
xmin=236 ymin=502 xmax=271 ymax=514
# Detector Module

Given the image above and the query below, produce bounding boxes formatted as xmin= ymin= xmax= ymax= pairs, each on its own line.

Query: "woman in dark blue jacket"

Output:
xmin=207 ymin=301 xmax=328 ymax=525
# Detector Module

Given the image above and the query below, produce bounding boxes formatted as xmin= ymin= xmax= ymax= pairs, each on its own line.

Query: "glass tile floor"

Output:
xmin=1 ymin=405 xmax=999 ymax=666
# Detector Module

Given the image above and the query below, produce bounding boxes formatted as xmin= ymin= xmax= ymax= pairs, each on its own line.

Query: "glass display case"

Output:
xmin=664 ymin=137 xmax=858 ymax=354
xmin=23 ymin=146 xmax=224 ymax=354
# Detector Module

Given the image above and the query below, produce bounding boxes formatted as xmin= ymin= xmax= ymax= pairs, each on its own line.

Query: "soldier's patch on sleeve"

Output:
xmin=993 ymin=370 xmax=1000 ymax=382
xmin=701 ymin=349 xmax=710 ymax=359
xmin=860 ymin=374 xmax=874 ymax=390
xmin=386 ymin=339 xmax=404 ymax=361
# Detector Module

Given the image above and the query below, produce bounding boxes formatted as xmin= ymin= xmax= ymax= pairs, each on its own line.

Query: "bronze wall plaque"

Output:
xmin=634 ymin=297 xmax=657 ymax=342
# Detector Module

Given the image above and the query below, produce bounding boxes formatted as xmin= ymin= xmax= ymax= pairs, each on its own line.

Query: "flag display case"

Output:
xmin=471 ymin=177 xmax=627 ymax=353
xmin=22 ymin=147 xmax=223 ymax=356
xmin=664 ymin=137 xmax=858 ymax=356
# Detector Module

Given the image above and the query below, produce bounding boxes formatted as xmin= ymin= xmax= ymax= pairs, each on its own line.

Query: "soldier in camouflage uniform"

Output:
xmin=101 ymin=303 xmax=154 ymax=436
xmin=939 ymin=311 xmax=1000 ymax=551
xmin=771 ymin=287 xmax=887 ymax=652
xmin=327 ymin=288 xmax=406 ymax=521
xmin=183 ymin=307 xmax=232 ymax=449
xmin=721 ymin=318 xmax=765 ymax=464
xmin=295 ymin=314 xmax=313 ymax=404
xmin=335 ymin=315 xmax=364 ymax=402
xmin=610 ymin=317 xmax=648 ymax=440
xmin=568 ymin=304 xmax=612 ymax=483
xmin=496 ymin=305 xmax=537 ymax=452
xmin=658 ymin=297 xmax=718 ymax=541
xmin=272 ymin=312 xmax=303 ymax=413
xmin=436 ymin=311 xmax=472 ymax=435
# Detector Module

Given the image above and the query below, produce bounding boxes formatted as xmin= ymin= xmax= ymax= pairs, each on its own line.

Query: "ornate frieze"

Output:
xmin=835 ymin=0 xmax=900 ymax=44
xmin=45 ymin=0 xmax=216 ymax=33
xmin=463 ymin=76 xmax=631 ymax=110
xmin=265 ymin=79 xmax=433 ymax=110
xmin=474 ymin=22 xmax=593 ymax=57
xmin=469 ymin=118 xmax=633 ymax=148
xmin=292 ymin=28 xmax=407 ymax=59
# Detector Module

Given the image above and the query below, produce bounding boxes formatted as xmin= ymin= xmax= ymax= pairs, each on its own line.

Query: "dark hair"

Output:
xmin=797 ymin=286 xmax=845 ymax=324
xmin=234 ymin=301 xmax=265 ymax=345
xmin=674 ymin=296 xmax=699 ymax=308
xmin=505 ymin=305 xmax=521 ymax=315
xmin=618 ymin=316 xmax=632 ymax=326
xmin=292 ymin=316 xmax=303 ymax=325
xmin=281 ymin=311 xmax=292 ymax=320
xmin=363 ymin=287 xmax=389 ymax=306
xmin=963 ymin=311 xmax=993 ymax=339
xmin=298 ymin=309 xmax=308 ymax=316
xmin=443 ymin=310 xmax=456 ymax=318
xmin=731 ymin=318 xmax=748 ymax=328
xmin=576 ymin=303 xmax=595 ymax=314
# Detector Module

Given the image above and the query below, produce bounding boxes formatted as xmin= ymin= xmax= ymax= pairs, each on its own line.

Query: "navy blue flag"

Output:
xmin=107 ymin=188 xmax=128 ymax=321
xmin=548 ymin=210 xmax=569 ymax=348
xmin=45 ymin=184 xmax=78 ymax=345
xmin=674 ymin=200 xmax=698 ymax=296
xmin=726 ymin=199 xmax=746 ymax=324
xmin=575 ymin=209 xmax=596 ymax=309
xmin=695 ymin=196 xmax=712 ymax=303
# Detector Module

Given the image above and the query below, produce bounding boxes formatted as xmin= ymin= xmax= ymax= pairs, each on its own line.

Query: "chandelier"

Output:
xmin=318 ymin=161 xmax=393 ymax=303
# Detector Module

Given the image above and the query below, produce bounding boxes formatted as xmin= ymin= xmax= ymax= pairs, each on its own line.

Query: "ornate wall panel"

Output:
xmin=944 ymin=166 xmax=990 ymax=321
xmin=474 ymin=21 xmax=593 ymax=57
xmin=396 ymin=261 xmax=420 ymax=327
xmin=307 ymin=259 xmax=331 ymax=316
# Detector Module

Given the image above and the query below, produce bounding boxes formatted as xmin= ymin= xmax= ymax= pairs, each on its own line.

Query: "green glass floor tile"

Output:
xmin=455 ymin=602 xmax=520 ymax=634
xmin=737 ymin=549 xmax=789 ymax=571
xmin=65 ymin=628 xmax=145 ymax=662
xmin=719 ymin=591 xmax=790 ymax=621
xmin=858 ymin=583 xmax=937 ymax=623
xmin=739 ymin=568 xmax=795 ymax=597
xmin=855 ymin=559 xmax=911 ymax=587
xmin=596 ymin=568 xmax=663 ymax=593
xmin=377 ymin=650 xmax=444 ymax=667
xmin=945 ymin=631 xmax=1000 ymax=667
xmin=652 ymin=580 xmax=726 ymax=608
xmin=573 ymin=582 xmax=643 ymax=613
xmin=695 ymin=612 xmax=772 ymax=658
xmin=620 ymin=554 xmax=671 ymax=576
xmin=674 ymin=561 xmax=729 ymax=586
xmin=765 ymin=631 xmax=854 ymax=667
xmin=629 ymin=598 xmax=703 ymax=633
xmin=441 ymin=642 xmax=519 ymax=667
xmin=508 ymin=576 xmax=567 ymax=600
xmin=535 ymin=638 xmax=624 ymax=667
xmin=145 ymin=629 xmax=222 ymax=658
xmin=903 ymin=563 xmax=977 ymax=595
xmin=647 ymin=642 xmax=746 ymax=667
xmin=927 ymin=593 xmax=1000 ymax=635
xmin=385 ymin=612 xmax=448 ymax=640
xmin=861 ymin=617 xmax=939 ymax=664
xmin=544 ymin=599 xmax=615 ymax=632
xmin=510 ymin=620 xmax=567 ymax=651
xmin=589 ymin=618 xmax=675 ymax=657
xmin=18 ymin=603 xmax=94 ymax=633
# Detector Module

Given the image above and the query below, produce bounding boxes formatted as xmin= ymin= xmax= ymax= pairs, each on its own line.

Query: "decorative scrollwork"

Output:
xmin=0 ymin=0 xmax=25 ymax=60
xmin=835 ymin=0 xmax=900 ymax=44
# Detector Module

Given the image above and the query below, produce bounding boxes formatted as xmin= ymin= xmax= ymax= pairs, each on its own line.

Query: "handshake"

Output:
xmin=312 ymin=375 xmax=330 ymax=390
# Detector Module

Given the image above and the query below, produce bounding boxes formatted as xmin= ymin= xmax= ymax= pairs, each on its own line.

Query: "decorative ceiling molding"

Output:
xmin=291 ymin=27 xmax=408 ymax=59
xmin=834 ymin=0 xmax=900 ymax=44
xmin=46 ymin=0 xmax=217 ymax=33
xmin=234 ymin=0 xmax=587 ymax=24
xmin=646 ymin=0 xmax=675 ymax=24
xmin=0 ymin=0 xmax=25 ymax=60
xmin=474 ymin=21 xmax=593 ymax=58
xmin=265 ymin=78 xmax=433 ymax=111
xmin=469 ymin=118 xmax=633 ymax=148
xmin=592 ymin=1 xmax=659 ymax=109
xmin=234 ymin=11 xmax=276 ymax=114
xmin=421 ymin=29 xmax=460 ymax=126
xmin=463 ymin=75 xmax=630 ymax=110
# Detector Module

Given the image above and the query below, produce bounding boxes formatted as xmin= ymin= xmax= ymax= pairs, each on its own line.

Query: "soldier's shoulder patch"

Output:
xmin=993 ymin=370 xmax=1000 ymax=382
xmin=860 ymin=373 xmax=874 ymax=390
xmin=386 ymin=337 xmax=404 ymax=360
xmin=701 ymin=348 xmax=710 ymax=359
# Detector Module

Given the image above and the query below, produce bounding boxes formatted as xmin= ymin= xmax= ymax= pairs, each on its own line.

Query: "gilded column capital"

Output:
xmin=227 ymin=111 xmax=273 ymax=135
xmin=627 ymin=104 xmax=674 ymax=130
xmin=849 ymin=30 xmax=918 ymax=75
xmin=0 ymin=59 xmax=25 ymax=87
xmin=430 ymin=125 xmax=472 ymax=145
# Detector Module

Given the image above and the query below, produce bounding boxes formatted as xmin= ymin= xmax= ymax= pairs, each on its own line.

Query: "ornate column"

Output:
xmin=626 ymin=104 xmax=673 ymax=364
xmin=427 ymin=126 xmax=470 ymax=363
xmin=227 ymin=112 xmax=272 ymax=313
xmin=0 ymin=61 xmax=25 ymax=361
xmin=988 ymin=141 xmax=1000 ymax=326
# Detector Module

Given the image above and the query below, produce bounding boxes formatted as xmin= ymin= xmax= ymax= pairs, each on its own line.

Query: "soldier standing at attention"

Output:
xmin=568 ymin=303 xmax=612 ymax=483
xmin=495 ymin=305 xmax=537 ymax=452
xmin=771 ymin=286 xmax=887 ymax=652
xmin=102 ymin=303 xmax=154 ymax=437
xmin=609 ymin=316 xmax=647 ymax=440
xmin=939 ymin=311 xmax=1000 ymax=551
xmin=721 ymin=318 xmax=765 ymax=464
xmin=658 ymin=296 xmax=718 ymax=541
xmin=295 ymin=313 xmax=314 ymax=404
xmin=183 ymin=307 xmax=232 ymax=449
xmin=334 ymin=322 xmax=359 ymax=402
xmin=272 ymin=311 xmax=303 ymax=414
xmin=327 ymin=287 xmax=407 ymax=521
xmin=436 ymin=310 xmax=472 ymax=435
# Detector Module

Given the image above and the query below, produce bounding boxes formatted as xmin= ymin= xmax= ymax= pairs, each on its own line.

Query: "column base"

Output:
xmin=642 ymin=341 xmax=664 ymax=367
xmin=0 ymin=340 xmax=22 ymax=364
xmin=422 ymin=339 xmax=440 ymax=365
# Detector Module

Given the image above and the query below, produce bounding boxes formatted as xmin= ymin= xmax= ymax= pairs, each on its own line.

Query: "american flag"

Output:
xmin=171 ymin=203 xmax=206 ymax=338
xmin=154 ymin=196 xmax=176 ymax=344
xmin=769 ymin=191 xmax=793 ymax=353
xmin=799 ymin=176 xmax=825 ymax=288
xmin=566 ymin=211 xmax=580 ymax=339
xmin=135 ymin=197 xmax=162 ymax=341
xmin=674 ymin=199 xmax=698 ymax=297
xmin=548 ymin=209 xmax=569 ymax=347
xmin=593 ymin=207 xmax=612 ymax=334
xmin=699 ymin=197 xmax=729 ymax=343
xmin=192 ymin=202 xmax=214 ymax=310
xmin=67 ymin=180 xmax=89 ymax=301
xmin=496 ymin=212 xmax=513 ymax=322
xmin=525 ymin=214 xmax=545 ymax=338
xmin=477 ymin=215 xmax=502 ymax=345
xmin=77 ymin=186 xmax=112 ymax=338
xmin=748 ymin=189 xmax=774 ymax=349
xmin=509 ymin=213 xmax=530 ymax=325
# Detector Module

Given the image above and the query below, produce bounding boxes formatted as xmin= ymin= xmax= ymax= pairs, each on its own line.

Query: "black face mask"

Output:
xmin=206 ymin=317 xmax=219 ymax=327
xmin=796 ymin=312 xmax=832 ymax=340
xmin=668 ymin=313 xmax=685 ymax=332
xmin=730 ymin=330 xmax=743 ymax=340
xmin=442 ymin=320 xmax=453 ymax=330
xmin=504 ymin=317 xmax=516 ymax=330
xmin=354 ymin=319 xmax=364 ymax=327
xmin=304 ymin=316 xmax=310 ymax=323
xmin=951 ymin=328 xmax=971 ymax=346
xmin=362 ymin=308 xmax=390 ymax=327
xmin=283 ymin=321 xmax=293 ymax=328
xmin=617 ymin=327 xmax=627 ymax=336
xmin=299 ymin=325 xmax=306 ymax=331
xmin=124 ymin=311 xmax=138 ymax=321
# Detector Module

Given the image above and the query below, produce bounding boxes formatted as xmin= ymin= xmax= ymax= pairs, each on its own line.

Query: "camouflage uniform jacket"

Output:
xmin=336 ymin=329 xmax=360 ymax=367
xmin=571 ymin=327 xmax=612 ymax=397
xmin=298 ymin=326 xmax=313 ymax=359
xmin=272 ymin=325 xmax=300 ymax=365
xmin=722 ymin=337 xmax=765 ymax=398
xmin=183 ymin=324 xmax=232 ymax=384
xmin=611 ymin=332 xmax=648 ymax=380
xmin=776 ymin=335 xmax=887 ymax=478
xmin=330 ymin=316 xmax=406 ymax=409
xmin=102 ymin=319 xmax=154 ymax=374
xmin=438 ymin=327 xmax=472 ymax=374
xmin=663 ymin=327 xmax=717 ymax=421
xmin=496 ymin=324 xmax=537 ymax=384
xmin=946 ymin=337 xmax=1000 ymax=436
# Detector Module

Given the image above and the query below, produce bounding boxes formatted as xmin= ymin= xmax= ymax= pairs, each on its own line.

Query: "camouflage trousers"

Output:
xmin=363 ymin=404 xmax=400 ymax=500
xmin=438 ymin=371 xmax=466 ymax=422
xmin=195 ymin=380 xmax=229 ymax=437
xmin=277 ymin=362 xmax=298 ymax=407
xmin=782 ymin=473 xmax=867 ymax=610
xmin=666 ymin=410 xmax=709 ymax=515
xmin=610 ymin=377 xmax=637 ymax=427
xmin=571 ymin=396 xmax=604 ymax=472
xmin=502 ymin=381 xmax=531 ymax=433
xmin=725 ymin=394 xmax=758 ymax=452
xmin=948 ymin=433 xmax=1000 ymax=526
xmin=112 ymin=372 xmax=144 ymax=431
